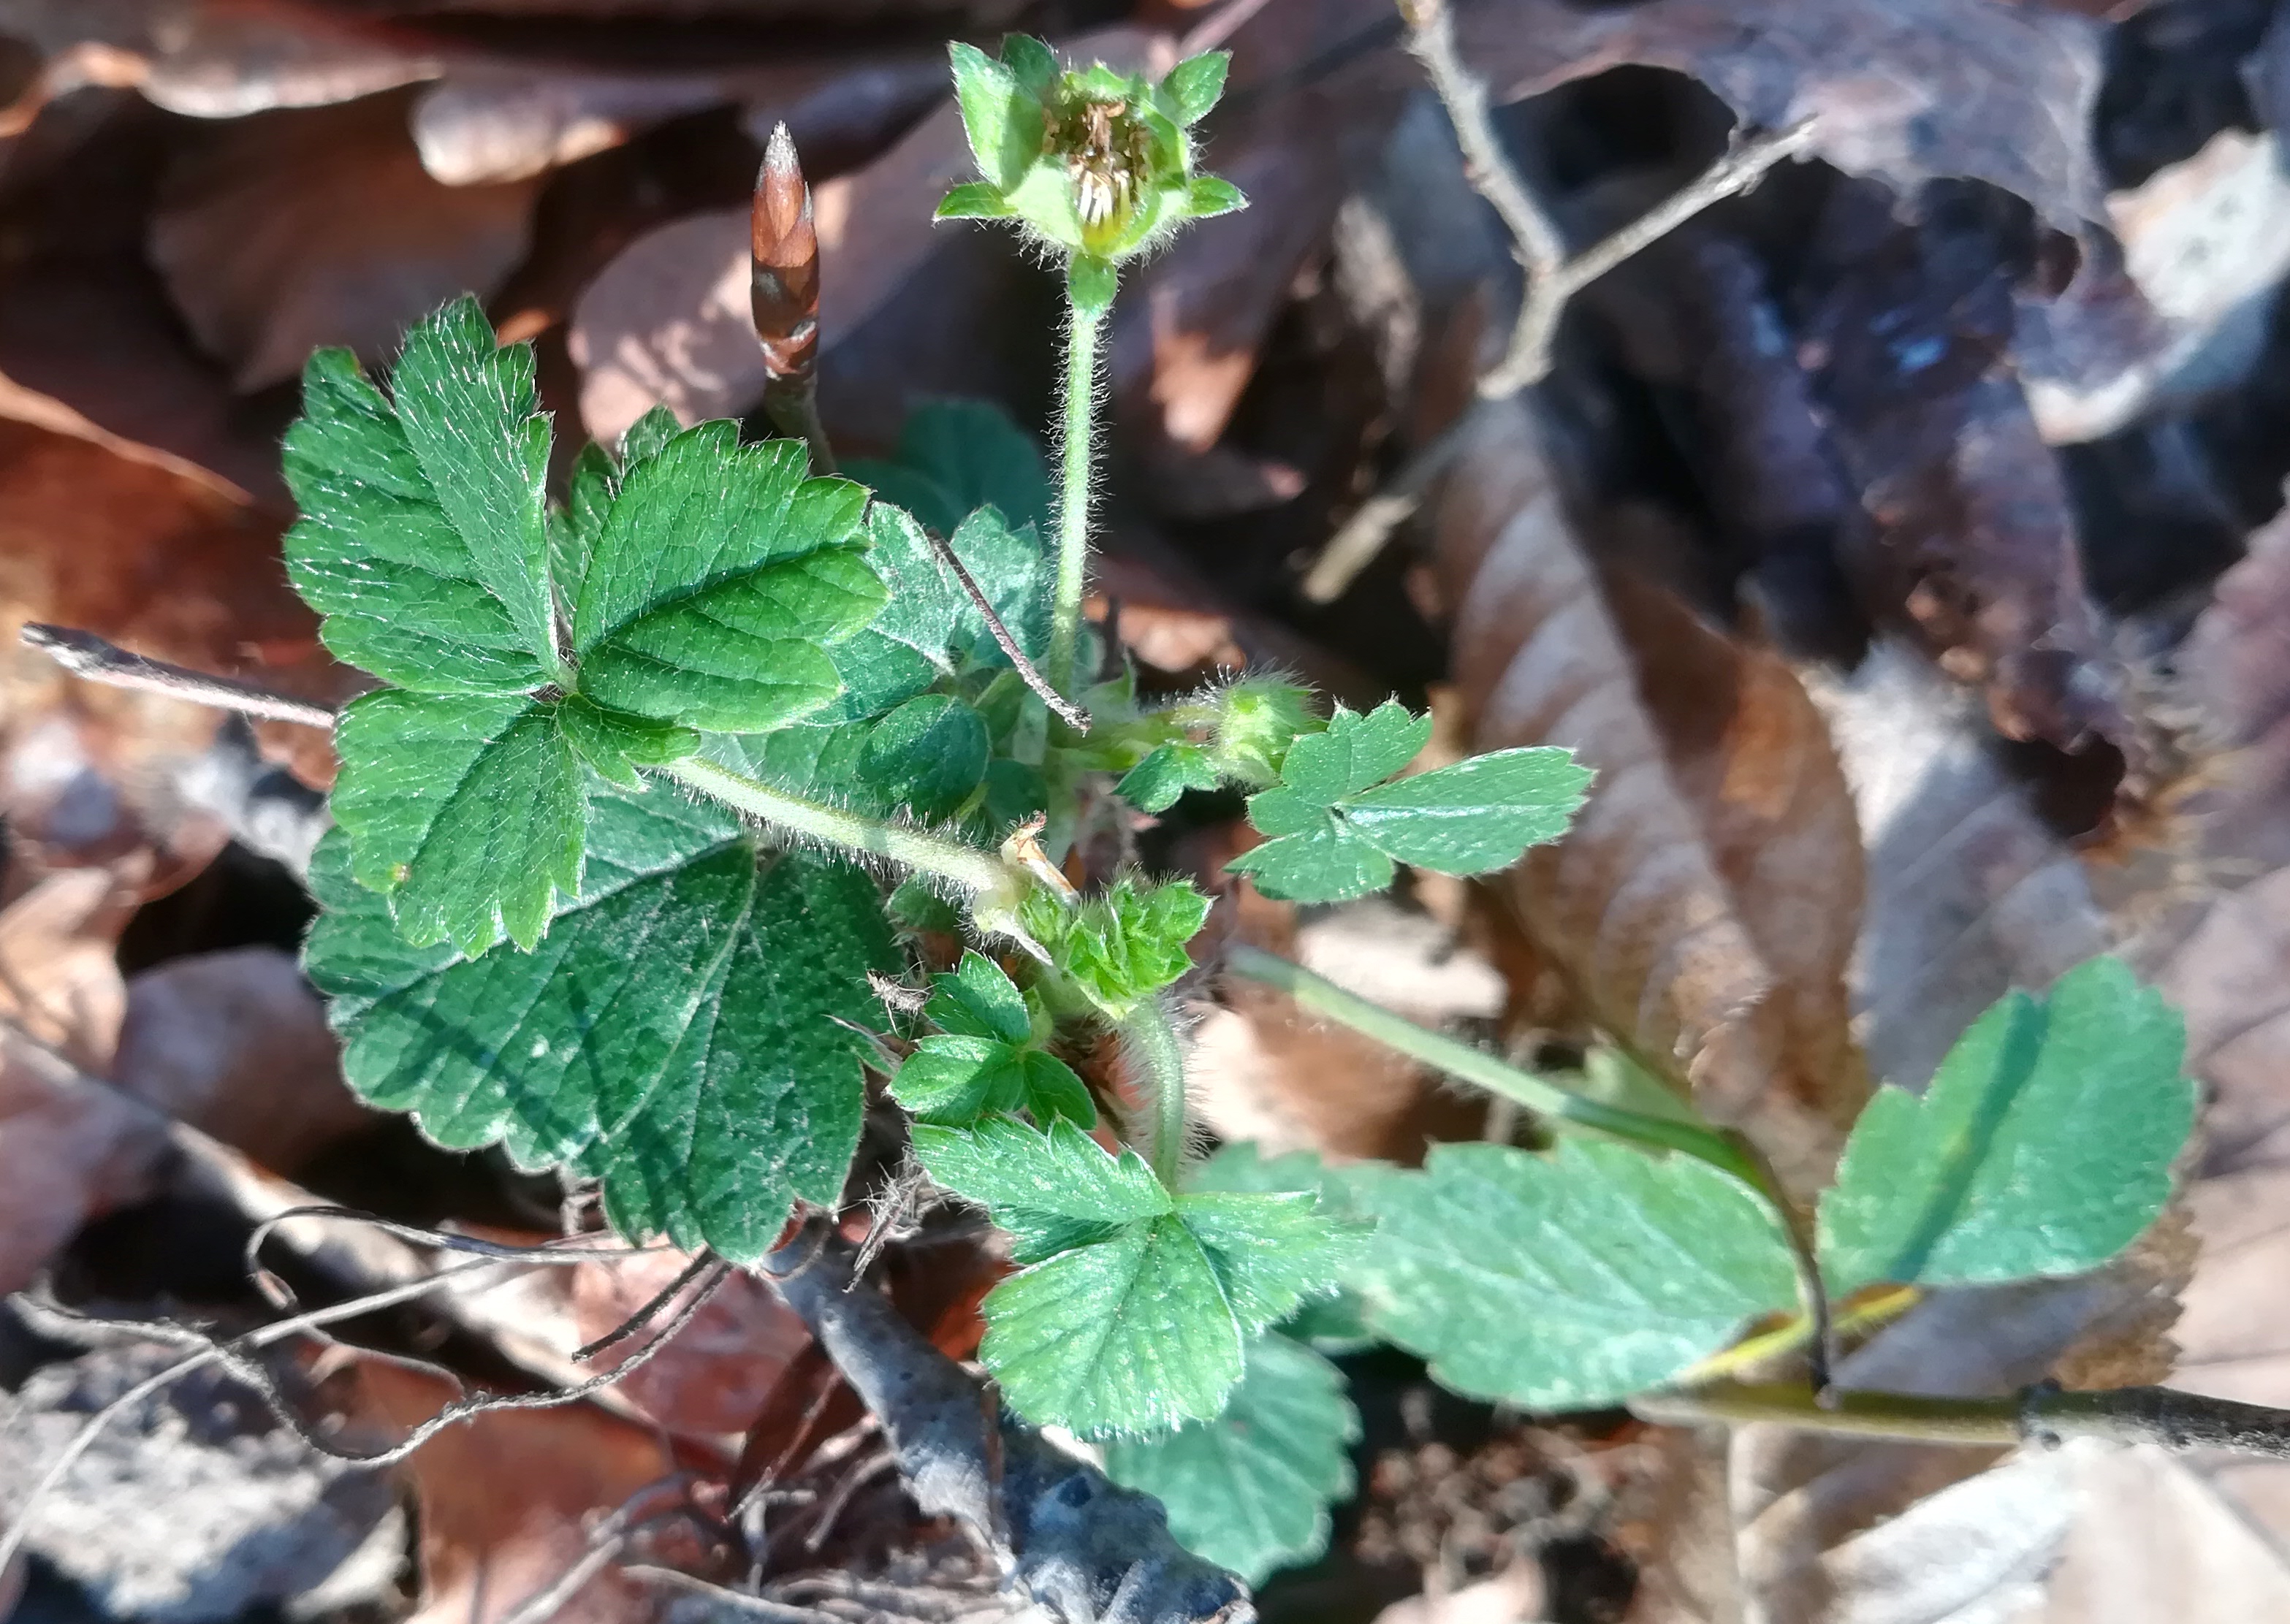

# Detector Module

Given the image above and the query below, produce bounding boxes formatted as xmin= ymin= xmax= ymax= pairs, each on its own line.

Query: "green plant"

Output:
xmin=258 ymin=34 xmax=2204 ymax=1593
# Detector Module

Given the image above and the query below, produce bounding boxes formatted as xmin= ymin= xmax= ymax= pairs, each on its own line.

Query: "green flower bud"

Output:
xmin=939 ymin=36 xmax=1247 ymax=281
xmin=1211 ymin=678 xmax=1320 ymax=788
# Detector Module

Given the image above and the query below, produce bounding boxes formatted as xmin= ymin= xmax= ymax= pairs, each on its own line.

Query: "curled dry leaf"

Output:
xmin=151 ymin=90 xmax=543 ymax=392
xmin=1448 ymin=0 xmax=2111 ymax=234
xmin=1427 ymin=395 xmax=1866 ymax=1172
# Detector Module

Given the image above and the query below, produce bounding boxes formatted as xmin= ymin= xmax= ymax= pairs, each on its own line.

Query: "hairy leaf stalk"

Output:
xmin=1045 ymin=300 xmax=1104 ymax=698
xmin=1122 ymin=994 xmax=1190 ymax=1186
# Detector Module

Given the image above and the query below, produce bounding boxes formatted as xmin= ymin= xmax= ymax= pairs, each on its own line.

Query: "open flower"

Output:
xmin=937 ymin=36 xmax=1246 ymax=312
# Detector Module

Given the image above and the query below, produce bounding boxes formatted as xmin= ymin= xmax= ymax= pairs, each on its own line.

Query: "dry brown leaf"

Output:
xmin=340 ymin=1356 xmax=687 ymax=1624
xmin=1108 ymin=0 xmax=1404 ymax=460
xmin=1428 ymin=395 xmax=1866 ymax=1170
xmin=111 ymin=947 xmax=373 ymax=1175
xmin=0 ymin=405 xmax=350 ymax=840
xmin=568 ymin=1250 xmax=808 ymax=1440
xmin=151 ymin=89 xmax=542 ymax=392
xmin=1450 ymin=0 xmax=2110 ymax=233
xmin=1796 ymin=183 xmax=2136 ymax=770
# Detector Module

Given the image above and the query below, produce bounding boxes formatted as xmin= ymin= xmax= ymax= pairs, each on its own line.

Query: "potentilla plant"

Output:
xmin=265 ymin=34 xmax=2206 ymax=1591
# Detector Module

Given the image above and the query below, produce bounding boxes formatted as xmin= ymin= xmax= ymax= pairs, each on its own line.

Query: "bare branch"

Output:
xmin=1633 ymin=1379 xmax=2290 ymax=1460
xmin=1396 ymin=0 xmax=1816 ymax=397
xmin=762 ymin=1220 xmax=1252 ymax=1624
xmin=22 ymin=622 xmax=339 ymax=728
xmin=916 ymin=521 xmax=1092 ymax=731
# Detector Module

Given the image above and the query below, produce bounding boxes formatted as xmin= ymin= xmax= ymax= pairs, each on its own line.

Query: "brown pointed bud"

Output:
xmin=751 ymin=121 xmax=820 ymax=386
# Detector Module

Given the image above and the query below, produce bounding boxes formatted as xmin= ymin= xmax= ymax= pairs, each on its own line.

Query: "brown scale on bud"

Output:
xmin=751 ymin=121 xmax=820 ymax=386
xmin=750 ymin=121 xmax=832 ymax=470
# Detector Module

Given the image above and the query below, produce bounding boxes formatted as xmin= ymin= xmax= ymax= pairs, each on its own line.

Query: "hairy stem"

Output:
xmin=1226 ymin=945 xmax=1757 ymax=1183
xmin=665 ymin=756 xmax=1016 ymax=897
xmin=1045 ymin=300 xmax=1104 ymax=699
xmin=1632 ymin=1379 xmax=2290 ymax=1460
xmin=1122 ymin=995 xmax=1190 ymax=1186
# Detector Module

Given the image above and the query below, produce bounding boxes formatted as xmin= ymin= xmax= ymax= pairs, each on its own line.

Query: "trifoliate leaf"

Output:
xmin=845 ymin=400 xmax=1052 ymax=541
xmin=1118 ymin=744 xmax=1222 ymax=815
xmin=1354 ymin=1140 xmax=1798 ymax=1411
xmin=329 ymin=690 xmax=583 ymax=956
xmin=1103 ymin=1334 xmax=1358 ymax=1585
xmin=1817 ymin=956 xmax=2196 ymax=1293
xmin=284 ymin=333 xmax=554 ymax=697
xmin=893 ymin=1037 xmax=1092 ymax=1128
xmin=571 ymin=421 xmax=881 ymax=733
xmin=1228 ymin=701 xmax=1589 ymax=904
xmin=925 ymin=950 xmax=1032 ymax=1045
xmin=1157 ymin=52 xmax=1230 ymax=127
xmin=1023 ymin=877 xmax=1211 ymax=1021
xmin=306 ymin=787 xmax=898 ymax=1263
xmin=913 ymin=1117 xmax=1347 ymax=1435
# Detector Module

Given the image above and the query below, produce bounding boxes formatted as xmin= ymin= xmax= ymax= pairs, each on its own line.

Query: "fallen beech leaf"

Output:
xmin=0 ymin=409 xmax=351 ymax=835
xmin=0 ymin=874 xmax=162 ymax=1292
xmin=341 ymin=1356 xmax=688 ymax=1624
xmin=569 ymin=1249 xmax=809 ymax=1439
xmin=151 ymin=90 xmax=542 ymax=391
xmin=1797 ymin=181 xmax=2136 ymax=766
xmin=1450 ymin=0 xmax=2110 ymax=233
xmin=1429 ymin=396 xmax=1866 ymax=1171
xmin=111 ymin=947 xmax=374 ymax=1175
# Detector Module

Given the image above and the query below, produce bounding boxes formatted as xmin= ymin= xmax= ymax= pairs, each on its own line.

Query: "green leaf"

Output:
xmin=1192 ymin=1141 xmax=1375 ymax=1352
xmin=1355 ymin=1140 xmax=1798 ymax=1410
xmin=892 ymin=1037 xmax=1093 ymax=1128
xmin=284 ymin=343 xmax=552 ymax=697
xmin=619 ymin=403 xmax=681 ymax=469
xmin=329 ymin=689 xmax=583 ymax=955
xmin=1817 ymin=957 xmax=2196 ymax=1293
xmin=948 ymin=41 xmax=1041 ymax=192
xmin=1118 ymin=744 xmax=1222 ymax=815
xmin=1180 ymin=175 xmax=1247 ymax=220
xmin=935 ymin=181 xmax=1018 ymax=221
xmin=387 ymin=297 xmax=558 ymax=674
xmin=555 ymin=695 xmax=698 ymax=789
xmin=861 ymin=693 xmax=990 ymax=820
xmin=553 ymin=442 xmax=616 ymax=611
xmin=924 ymin=950 xmax=1031 ymax=1045
xmin=1159 ymin=51 xmax=1231 ymax=126
xmin=1000 ymin=33 xmax=1060 ymax=97
xmin=1103 ymin=1334 xmax=1358 ymax=1585
xmin=1228 ymin=701 xmax=1589 ymax=904
xmin=848 ymin=401 xmax=1053 ymax=542
xmin=571 ymin=421 xmax=881 ymax=732
xmin=1024 ymin=877 xmax=1211 ymax=1021
xmin=305 ymin=788 xmax=899 ymax=1262
xmin=913 ymin=1118 xmax=1347 ymax=1435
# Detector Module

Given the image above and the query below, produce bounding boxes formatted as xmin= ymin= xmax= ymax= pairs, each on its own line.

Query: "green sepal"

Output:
xmin=936 ymin=181 xmax=1019 ymax=221
xmin=1158 ymin=52 xmax=1231 ymax=126
xmin=948 ymin=42 xmax=1041 ymax=193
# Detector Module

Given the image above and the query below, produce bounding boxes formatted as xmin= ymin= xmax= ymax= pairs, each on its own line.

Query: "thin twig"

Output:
xmin=21 ymin=623 xmax=338 ymax=728
xmin=915 ymin=520 xmax=1091 ymax=731
xmin=1632 ymin=1379 xmax=2290 ymax=1460
xmin=1397 ymin=0 xmax=1816 ymax=397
